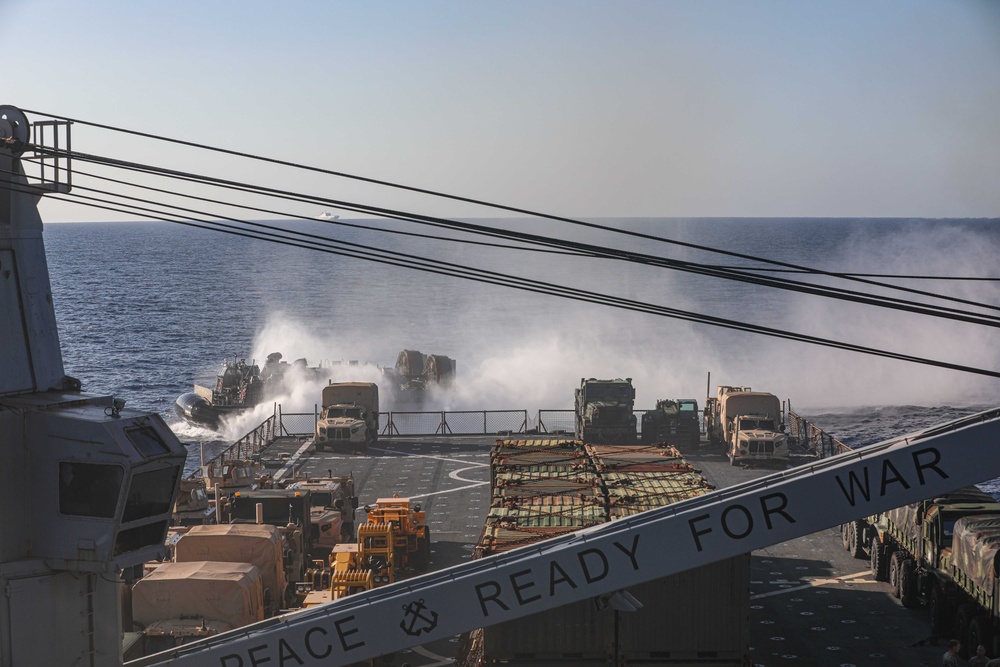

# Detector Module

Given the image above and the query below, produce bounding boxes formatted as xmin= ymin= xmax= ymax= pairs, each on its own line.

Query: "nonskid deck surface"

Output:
xmin=690 ymin=448 xmax=949 ymax=667
xmin=263 ymin=435 xmax=495 ymax=666
xmin=262 ymin=436 xmax=947 ymax=667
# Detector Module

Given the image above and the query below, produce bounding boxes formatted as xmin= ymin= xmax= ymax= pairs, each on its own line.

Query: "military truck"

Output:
xmin=285 ymin=474 xmax=360 ymax=544
xmin=574 ymin=378 xmax=637 ymax=444
xmin=220 ymin=489 xmax=312 ymax=584
xmin=314 ymin=382 xmax=379 ymax=452
xmin=844 ymin=486 xmax=1000 ymax=657
xmin=640 ymin=398 xmax=700 ymax=449
xmin=170 ymin=478 xmax=215 ymax=526
xmin=172 ymin=524 xmax=291 ymax=615
xmin=131 ymin=561 xmax=264 ymax=655
xmin=705 ymin=386 xmax=787 ymax=465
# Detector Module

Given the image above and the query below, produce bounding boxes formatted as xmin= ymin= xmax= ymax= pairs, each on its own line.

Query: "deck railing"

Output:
xmin=786 ymin=410 xmax=851 ymax=458
xmin=197 ymin=406 xmax=850 ymax=474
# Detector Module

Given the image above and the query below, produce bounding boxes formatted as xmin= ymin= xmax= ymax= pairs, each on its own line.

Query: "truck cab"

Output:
xmin=706 ymin=386 xmax=787 ymax=466
xmin=314 ymin=382 xmax=379 ymax=452
xmin=728 ymin=414 xmax=787 ymax=465
xmin=574 ymin=378 xmax=637 ymax=444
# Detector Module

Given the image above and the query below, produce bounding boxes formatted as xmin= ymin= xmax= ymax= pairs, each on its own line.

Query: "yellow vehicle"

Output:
xmin=298 ymin=496 xmax=430 ymax=608
xmin=300 ymin=522 xmax=395 ymax=607
xmin=363 ymin=496 xmax=430 ymax=571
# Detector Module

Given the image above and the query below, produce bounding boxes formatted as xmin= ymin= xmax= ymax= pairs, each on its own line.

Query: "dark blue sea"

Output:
xmin=42 ymin=217 xmax=1000 ymax=493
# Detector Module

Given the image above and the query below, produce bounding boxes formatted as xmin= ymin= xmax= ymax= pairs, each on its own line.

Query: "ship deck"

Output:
xmin=258 ymin=435 xmax=948 ymax=667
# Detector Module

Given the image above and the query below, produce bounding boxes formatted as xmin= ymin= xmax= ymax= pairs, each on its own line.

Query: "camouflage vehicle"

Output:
xmin=574 ymin=378 xmax=637 ymax=444
xmin=640 ymin=398 xmax=700 ymax=449
xmin=845 ymin=486 xmax=1000 ymax=658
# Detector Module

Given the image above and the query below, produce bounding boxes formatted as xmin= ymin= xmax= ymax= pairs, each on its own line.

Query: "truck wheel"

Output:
xmin=969 ymin=616 xmax=991 ymax=659
xmin=929 ymin=586 xmax=953 ymax=635
xmin=848 ymin=520 xmax=866 ymax=559
xmin=899 ymin=559 xmax=919 ymax=609
xmin=841 ymin=524 xmax=851 ymax=551
xmin=956 ymin=604 xmax=974 ymax=656
xmin=888 ymin=552 xmax=902 ymax=598
xmin=870 ymin=542 xmax=889 ymax=581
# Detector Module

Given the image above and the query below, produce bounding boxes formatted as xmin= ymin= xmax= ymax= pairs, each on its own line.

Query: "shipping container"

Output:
xmin=464 ymin=438 xmax=749 ymax=666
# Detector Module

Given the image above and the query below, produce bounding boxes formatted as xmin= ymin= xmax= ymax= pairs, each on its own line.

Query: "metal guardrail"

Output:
xmin=199 ymin=407 xmax=849 ymax=475
xmin=787 ymin=410 xmax=851 ymax=458
xmin=269 ymin=407 xmax=659 ymax=440
xmin=380 ymin=410 xmax=529 ymax=436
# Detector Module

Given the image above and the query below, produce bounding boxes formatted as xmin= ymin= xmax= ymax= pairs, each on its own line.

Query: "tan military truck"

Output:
xmin=314 ymin=382 xmax=379 ymax=452
xmin=705 ymin=386 xmax=788 ymax=465
xmin=131 ymin=560 xmax=264 ymax=655
xmin=173 ymin=523 xmax=290 ymax=615
xmin=285 ymin=474 xmax=359 ymax=544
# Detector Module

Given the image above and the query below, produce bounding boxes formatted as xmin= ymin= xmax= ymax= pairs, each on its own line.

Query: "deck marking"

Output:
xmin=751 ymin=570 xmax=874 ymax=600
xmin=411 ymin=644 xmax=454 ymax=665
xmin=363 ymin=447 xmax=490 ymax=500
xmin=272 ymin=439 xmax=316 ymax=481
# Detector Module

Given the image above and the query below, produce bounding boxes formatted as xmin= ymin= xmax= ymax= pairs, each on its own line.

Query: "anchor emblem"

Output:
xmin=400 ymin=598 xmax=439 ymax=636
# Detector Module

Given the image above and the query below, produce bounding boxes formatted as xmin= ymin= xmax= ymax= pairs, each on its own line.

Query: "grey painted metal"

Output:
xmin=1 ymin=105 xmax=187 ymax=667
xmin=0 ymin=130 xmax=65 ymax=395
xmin=134 ymin=407 xmax=1000 ymax=667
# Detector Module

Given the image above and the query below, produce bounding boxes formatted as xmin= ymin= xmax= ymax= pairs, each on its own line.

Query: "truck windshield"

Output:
xmin=942 ymin=519 xmax=957 ymax=545
xmin=740 ymin=418 xmax=775 ymax=430
xmin=327 ymin=407 xmax=362 ymax=418
xmin=587 ymin=384 xmax=631 ymax=402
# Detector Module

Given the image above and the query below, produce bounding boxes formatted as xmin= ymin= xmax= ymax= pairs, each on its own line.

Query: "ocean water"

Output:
xmin=42 ymin=217 xmax=1000 ymax=492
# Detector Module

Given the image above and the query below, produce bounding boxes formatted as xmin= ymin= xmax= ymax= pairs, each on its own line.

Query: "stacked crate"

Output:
xmin=468 ymin=439 xmax=749 ymax=667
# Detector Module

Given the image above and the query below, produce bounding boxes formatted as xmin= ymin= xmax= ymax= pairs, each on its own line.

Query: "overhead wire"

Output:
xmin=710 ymin=266 xmax=1000 ymax=281
xmin=22 ymin=108 xmax=999 ymax=308
xmin=27 ymin=145 xmax=1000 ymax=327
xmin=8 ymin=112 xmax=1000 ymax=380
xmin=6 ymin=172 xmax=1000 ymax=380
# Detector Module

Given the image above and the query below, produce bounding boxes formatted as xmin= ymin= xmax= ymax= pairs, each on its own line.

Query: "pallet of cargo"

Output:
xmin=460 ymin=436 xmax=750 ymax=667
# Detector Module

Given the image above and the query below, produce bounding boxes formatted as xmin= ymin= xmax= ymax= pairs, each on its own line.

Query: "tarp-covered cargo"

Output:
xmin=952 ymin=515 xmax=1000 ymax=593
xmin=174 ymin=523 xmax=286 ymax=609
xmin=132 ymin=561 xmax=264 ymax=630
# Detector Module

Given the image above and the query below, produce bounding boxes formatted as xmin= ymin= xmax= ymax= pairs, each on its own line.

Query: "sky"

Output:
xmin=3 ymin=0 xmax=1000 ymax=222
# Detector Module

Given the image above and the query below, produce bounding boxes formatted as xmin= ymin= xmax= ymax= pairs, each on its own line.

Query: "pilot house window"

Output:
xmin=59 ymin=462 xmax=123 ymax=518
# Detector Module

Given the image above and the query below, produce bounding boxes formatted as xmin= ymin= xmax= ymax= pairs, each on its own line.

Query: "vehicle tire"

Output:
xmin=956 ymin=604 xmax=973 ymax=654
xmin=899 ymin=559 xmax=919 ymax=608
xmin=969 ymin=616 xmax=992 ymax=659
xmin=841 ymin=524 xmax=851 ymax=551
xmin=888 ymin=552 xmax=902 ymax=598
xmin=870 ymin=542 xmax=889 ymax=581
xmin=848 ymin=520 xmax=867 ymax=559
xmin=929 ymin=586 xmax=953 ymax=636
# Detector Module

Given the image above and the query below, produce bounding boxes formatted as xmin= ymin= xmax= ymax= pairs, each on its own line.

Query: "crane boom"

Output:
xmin=133 ymin=407 xmax=1000 ymax=667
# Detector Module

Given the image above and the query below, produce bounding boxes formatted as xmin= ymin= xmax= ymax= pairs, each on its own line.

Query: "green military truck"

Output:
xmin=844 ymin=486 xmax=1000 ymax=658
xmin=574 ymin=378 xmax=637 ymax=444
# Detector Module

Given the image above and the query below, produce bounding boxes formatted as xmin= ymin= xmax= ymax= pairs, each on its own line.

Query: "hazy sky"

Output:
xmin=4 ymin=0 xmax=1000 ymax=222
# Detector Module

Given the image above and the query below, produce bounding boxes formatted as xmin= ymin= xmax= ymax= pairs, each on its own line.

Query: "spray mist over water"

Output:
xmin=164 ymin=219 xmax=999 ymax=454
xmin=762 ymin=221 xmax=1000 ymax=409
